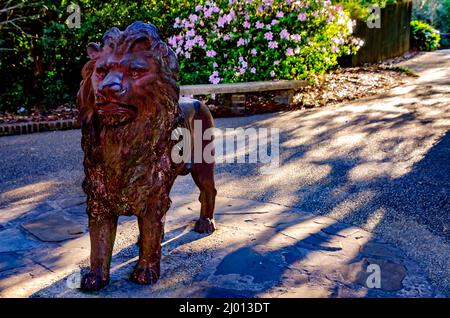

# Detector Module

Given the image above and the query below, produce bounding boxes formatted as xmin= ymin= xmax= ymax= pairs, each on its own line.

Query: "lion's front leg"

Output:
xmin=81 ymin=214 xmax=118 ymax=291
xmin=130 ymin=213 xmax=164 ymax=285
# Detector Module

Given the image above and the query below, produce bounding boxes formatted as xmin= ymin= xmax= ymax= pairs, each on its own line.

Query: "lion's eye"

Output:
xmin=129 ymin=68 xmax=142 ymax=78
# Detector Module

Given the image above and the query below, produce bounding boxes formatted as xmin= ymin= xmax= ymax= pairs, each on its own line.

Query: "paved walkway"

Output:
xmin=0 ymin=50 xmax=449 ymax=297
xmin=0 ymin=194 xmax=440 ymax=297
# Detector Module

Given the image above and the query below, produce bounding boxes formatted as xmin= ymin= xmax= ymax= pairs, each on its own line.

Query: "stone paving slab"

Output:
xmin=22 ymin=212 xmax=85 ymax=242
xmin=0 ymin=252 xmax=32 ymax=273
xmin=0 ymin=228 xmax=40 ymax=253
xmin=0 ymin=194 xmax=439 ymax=298
xmin=0 ymin=202 xmax=54 ymax=226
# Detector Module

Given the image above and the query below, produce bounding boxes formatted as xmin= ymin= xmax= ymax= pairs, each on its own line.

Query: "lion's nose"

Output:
xmin=98 ymin=73 xmax=124 ymax=98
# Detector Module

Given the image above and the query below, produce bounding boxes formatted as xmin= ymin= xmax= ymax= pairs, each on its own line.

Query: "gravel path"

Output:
xmin=0 ymin=50 xmax=449 ymax=295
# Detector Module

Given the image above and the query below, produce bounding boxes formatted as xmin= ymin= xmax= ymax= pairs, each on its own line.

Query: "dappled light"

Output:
xmin=0 ymin=2 xmax=449 ymax=296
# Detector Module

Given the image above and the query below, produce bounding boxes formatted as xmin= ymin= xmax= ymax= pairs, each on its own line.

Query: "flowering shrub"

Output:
xmin=410 ymin=20 xmax=441 ymax=51
xmin=169 ymin=0 xmax=363 ymax=85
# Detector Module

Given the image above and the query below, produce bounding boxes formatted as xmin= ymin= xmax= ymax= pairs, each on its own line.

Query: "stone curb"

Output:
xmin=0 ymin=119 xmax=80 ymax=137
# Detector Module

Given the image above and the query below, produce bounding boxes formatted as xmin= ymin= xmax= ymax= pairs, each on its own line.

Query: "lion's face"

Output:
xmin=80 ymin=22 xmax=180 ymax=127
xmin=92 ymin=50 xmax=160 ymax=126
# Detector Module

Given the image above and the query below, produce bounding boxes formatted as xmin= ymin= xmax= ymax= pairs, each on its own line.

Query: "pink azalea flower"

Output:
xmin=290 ymin=34 xmax=301 ymax=41
xmin=250 ymin=67 xmax=256 ymax=74
xmin=286 ymin=48 xmax=294 ymax=56
xmin=189 ymin=14 xmax=198 ymax=23
xmin=173 ymin=17 xmax=180 ymax=28
xmin=331 ymin=45 xmax=339 ymax=53
xmin=328 ymin=13 xmax=335 ymax=22
xmin=186 ymin=29 xmax=195 ymax=37
xmin=268 ymin=41 xmax=278 ymax=49
xmin=218 ymin=16 xmax=226 ymax=28
xmin=185 ymin=51 xmax=191 ymax=59
xmin=206 ymin=49 xmax=217 ymax=57
xmin=243 ymin=21 xmax=251 ymax=29
xmin=204 ymin=8 xmax=213 ymax=18
xmin=256 ymin=21 xmax=264 ymax=29
xmin=298 ymin=12 xmax=307 ymax=21
xmin=280 ymin=29 xmax=290 ymax=40
xmin=183 ymin=20 xmax=194 ymax=29
xmin=276 ymin=11 xmax=284 ymax=18
xmin=194 ymin=35 xmax=203 ymax=43
xmin=185 ymin=39 xmax=195 ymax=49
xmin=264 ymin=32 xmax=273 ymax=41
xmin=271 ymin=19 xmax=279 ymax=25
xmin=237 ymin=38 xmax=245 ymax=47
xmin=168 ymin=36 xmax=177 ymax=47
xmin=251 ymin=48 xmax=257 ymax=55
xmin=209 ymin=71 xmax=220 ymax=85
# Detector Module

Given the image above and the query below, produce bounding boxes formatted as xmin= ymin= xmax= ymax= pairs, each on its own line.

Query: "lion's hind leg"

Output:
xmin=191 ymin=162 xmax=217 ymax=234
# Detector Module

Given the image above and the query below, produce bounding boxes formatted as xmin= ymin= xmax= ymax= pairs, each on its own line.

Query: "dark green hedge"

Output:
xmin=0 ymin=0 xmax=386 ymax=113
xmin=0 ymin=0 xmax=195 ymax=113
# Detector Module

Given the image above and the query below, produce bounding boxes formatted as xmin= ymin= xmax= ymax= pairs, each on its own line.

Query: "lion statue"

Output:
xmin=77 ymin=21 xmax=217 ymax=291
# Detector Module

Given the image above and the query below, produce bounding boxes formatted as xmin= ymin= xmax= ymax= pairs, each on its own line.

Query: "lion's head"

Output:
xmin=78 ymin=21 xmax=180 ymax=127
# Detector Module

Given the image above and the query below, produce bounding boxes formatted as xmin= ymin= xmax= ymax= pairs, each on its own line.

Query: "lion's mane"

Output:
xmin=77 ymin=22 xmax=181 ymax=219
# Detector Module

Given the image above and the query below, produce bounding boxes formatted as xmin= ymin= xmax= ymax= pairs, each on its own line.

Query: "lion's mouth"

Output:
xmin=96 ymin=102 xmax=137 ymax=116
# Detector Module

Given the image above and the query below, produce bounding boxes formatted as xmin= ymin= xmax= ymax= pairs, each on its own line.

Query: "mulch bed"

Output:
xmin=0 ymin=104 xmax=79 ymax=125
xmin=202 ymin=65 xmax=415 ymax=116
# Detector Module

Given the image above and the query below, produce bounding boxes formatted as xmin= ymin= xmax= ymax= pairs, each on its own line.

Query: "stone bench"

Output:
xmin=180 ymin=80 xmax=306 ymax=114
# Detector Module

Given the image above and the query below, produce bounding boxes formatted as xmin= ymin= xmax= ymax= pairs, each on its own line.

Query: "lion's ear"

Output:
xmin=87 ymin=42 xmax=101 ymax=59
xmin=152 ymin=42 xmax=169 ymax=57
xmin=166 ymin=47 xmax=180 ymax=80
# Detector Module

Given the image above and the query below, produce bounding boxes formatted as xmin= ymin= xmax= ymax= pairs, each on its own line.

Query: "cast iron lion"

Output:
xmin=77 ymin=21 xmax=217 ymax=291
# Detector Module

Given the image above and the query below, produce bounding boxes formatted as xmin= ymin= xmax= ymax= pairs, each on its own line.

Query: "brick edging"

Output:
xmin=0 ymin=119 xmax=80 ymax=137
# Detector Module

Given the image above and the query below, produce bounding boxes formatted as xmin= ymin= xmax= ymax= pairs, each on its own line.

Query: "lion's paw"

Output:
xmin=194 ymin=217 xmax=216 ymax=234
xmin=80 ymin=272 xmax=109 ymax=291
xmin=129 ymin=263 xmax=160 ymax=285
